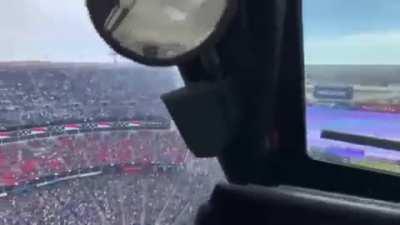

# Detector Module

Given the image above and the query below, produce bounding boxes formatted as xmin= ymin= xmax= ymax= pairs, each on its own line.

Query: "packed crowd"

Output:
xmin=0 ymin=159 xmax=224 ymax=225
xmin=0 ymin=63 xmax=224 ymax=225
xmin=0 ymin=63 xmax=177 ymax=127
xmin=0 ymin=130 xmax=189 ymax=187
xmin=0 ymin=127 xmax=225 ymax=225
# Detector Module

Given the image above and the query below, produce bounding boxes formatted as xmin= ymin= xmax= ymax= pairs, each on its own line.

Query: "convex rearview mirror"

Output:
xmin=86 ymin=0 xmax=237 ymax=66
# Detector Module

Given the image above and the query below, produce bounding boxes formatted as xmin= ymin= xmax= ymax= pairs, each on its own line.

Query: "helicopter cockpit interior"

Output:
xmin=85 ymin=0 xmax=400 ymax=224
xmin=0 ymin=0 xmax=400 ymax=224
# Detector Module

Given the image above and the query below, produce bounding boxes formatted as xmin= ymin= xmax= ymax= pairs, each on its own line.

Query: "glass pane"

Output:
xmin=304 ymin=0 xmax=400 ymax=175
xmin=0 ymin=1 xmax=224 ymax=224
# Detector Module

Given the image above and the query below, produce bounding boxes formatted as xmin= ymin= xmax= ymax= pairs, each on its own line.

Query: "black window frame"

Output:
xmin=272 ymin=0 xmax=400 ymax=202
xmin=176 ymin=0 xmax=400 ymax=203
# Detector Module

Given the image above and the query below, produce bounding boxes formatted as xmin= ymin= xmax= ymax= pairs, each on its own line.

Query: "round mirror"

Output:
xmin=87 ymin=0 xmax=236 ymax=66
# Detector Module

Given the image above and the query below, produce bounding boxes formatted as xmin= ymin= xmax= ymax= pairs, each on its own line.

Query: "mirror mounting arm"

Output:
xmin=200 ymin=48 xmax=225 ymax=80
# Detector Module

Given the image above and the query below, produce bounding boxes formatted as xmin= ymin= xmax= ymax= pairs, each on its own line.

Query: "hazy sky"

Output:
xmin=1 ymin=0 xmax=399 ymax=64
xmin=0 ymin=0 xmax=115 ymax=62
xmin=304 ymin=0 xmax=400 ymax=64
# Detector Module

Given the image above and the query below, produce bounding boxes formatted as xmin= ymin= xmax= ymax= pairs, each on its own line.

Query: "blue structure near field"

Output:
xmin=313 ymin=86 xmax=354 ymax=100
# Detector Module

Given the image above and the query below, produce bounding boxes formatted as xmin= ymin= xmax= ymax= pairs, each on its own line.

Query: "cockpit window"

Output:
xmin=304 ymin=0 xmax=400 ymax=175
xmin=0 ymin=1 xmax=224 ymax=224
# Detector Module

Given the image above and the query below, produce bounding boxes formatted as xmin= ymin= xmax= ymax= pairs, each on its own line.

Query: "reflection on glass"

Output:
xmin=0 ymin=0 xmax=224 ymax=224
xmin=105 ymin=0 xmax=227 ymax=59
xmin=304 ymin=0 xmax=400 ymax=175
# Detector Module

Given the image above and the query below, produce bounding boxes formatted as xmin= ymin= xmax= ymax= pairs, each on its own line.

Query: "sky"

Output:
xmin=304 ymin=0 xmax=400 ymax=64
xmin=0 ymin=0 xmax=116 ymax=62
xmin=0 ymin=0 xmax=399 ymax=64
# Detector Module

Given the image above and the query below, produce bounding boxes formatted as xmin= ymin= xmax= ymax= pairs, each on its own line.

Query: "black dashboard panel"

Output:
xmin=196 ymin=183 xmax=400 ymax=225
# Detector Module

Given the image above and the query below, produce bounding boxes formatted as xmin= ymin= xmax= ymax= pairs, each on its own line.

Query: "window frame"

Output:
xmin=270 ymin=0 xmax=400 ymax=202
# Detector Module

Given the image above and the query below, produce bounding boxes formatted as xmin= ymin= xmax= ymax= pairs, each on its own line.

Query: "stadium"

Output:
xmin=1 ymin=62 xmax=400 ymax=224
xmin=0 ymin=62 xmax=224 ymax=225
xmin=306 ymin=65 xmax=400 ymax=174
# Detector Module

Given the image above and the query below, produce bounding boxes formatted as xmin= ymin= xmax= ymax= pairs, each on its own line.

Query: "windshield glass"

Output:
xmin=304 ymin=0 xmax=400 ymax=175
xmin=0 ymin=1 xmax=224 ymax=224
